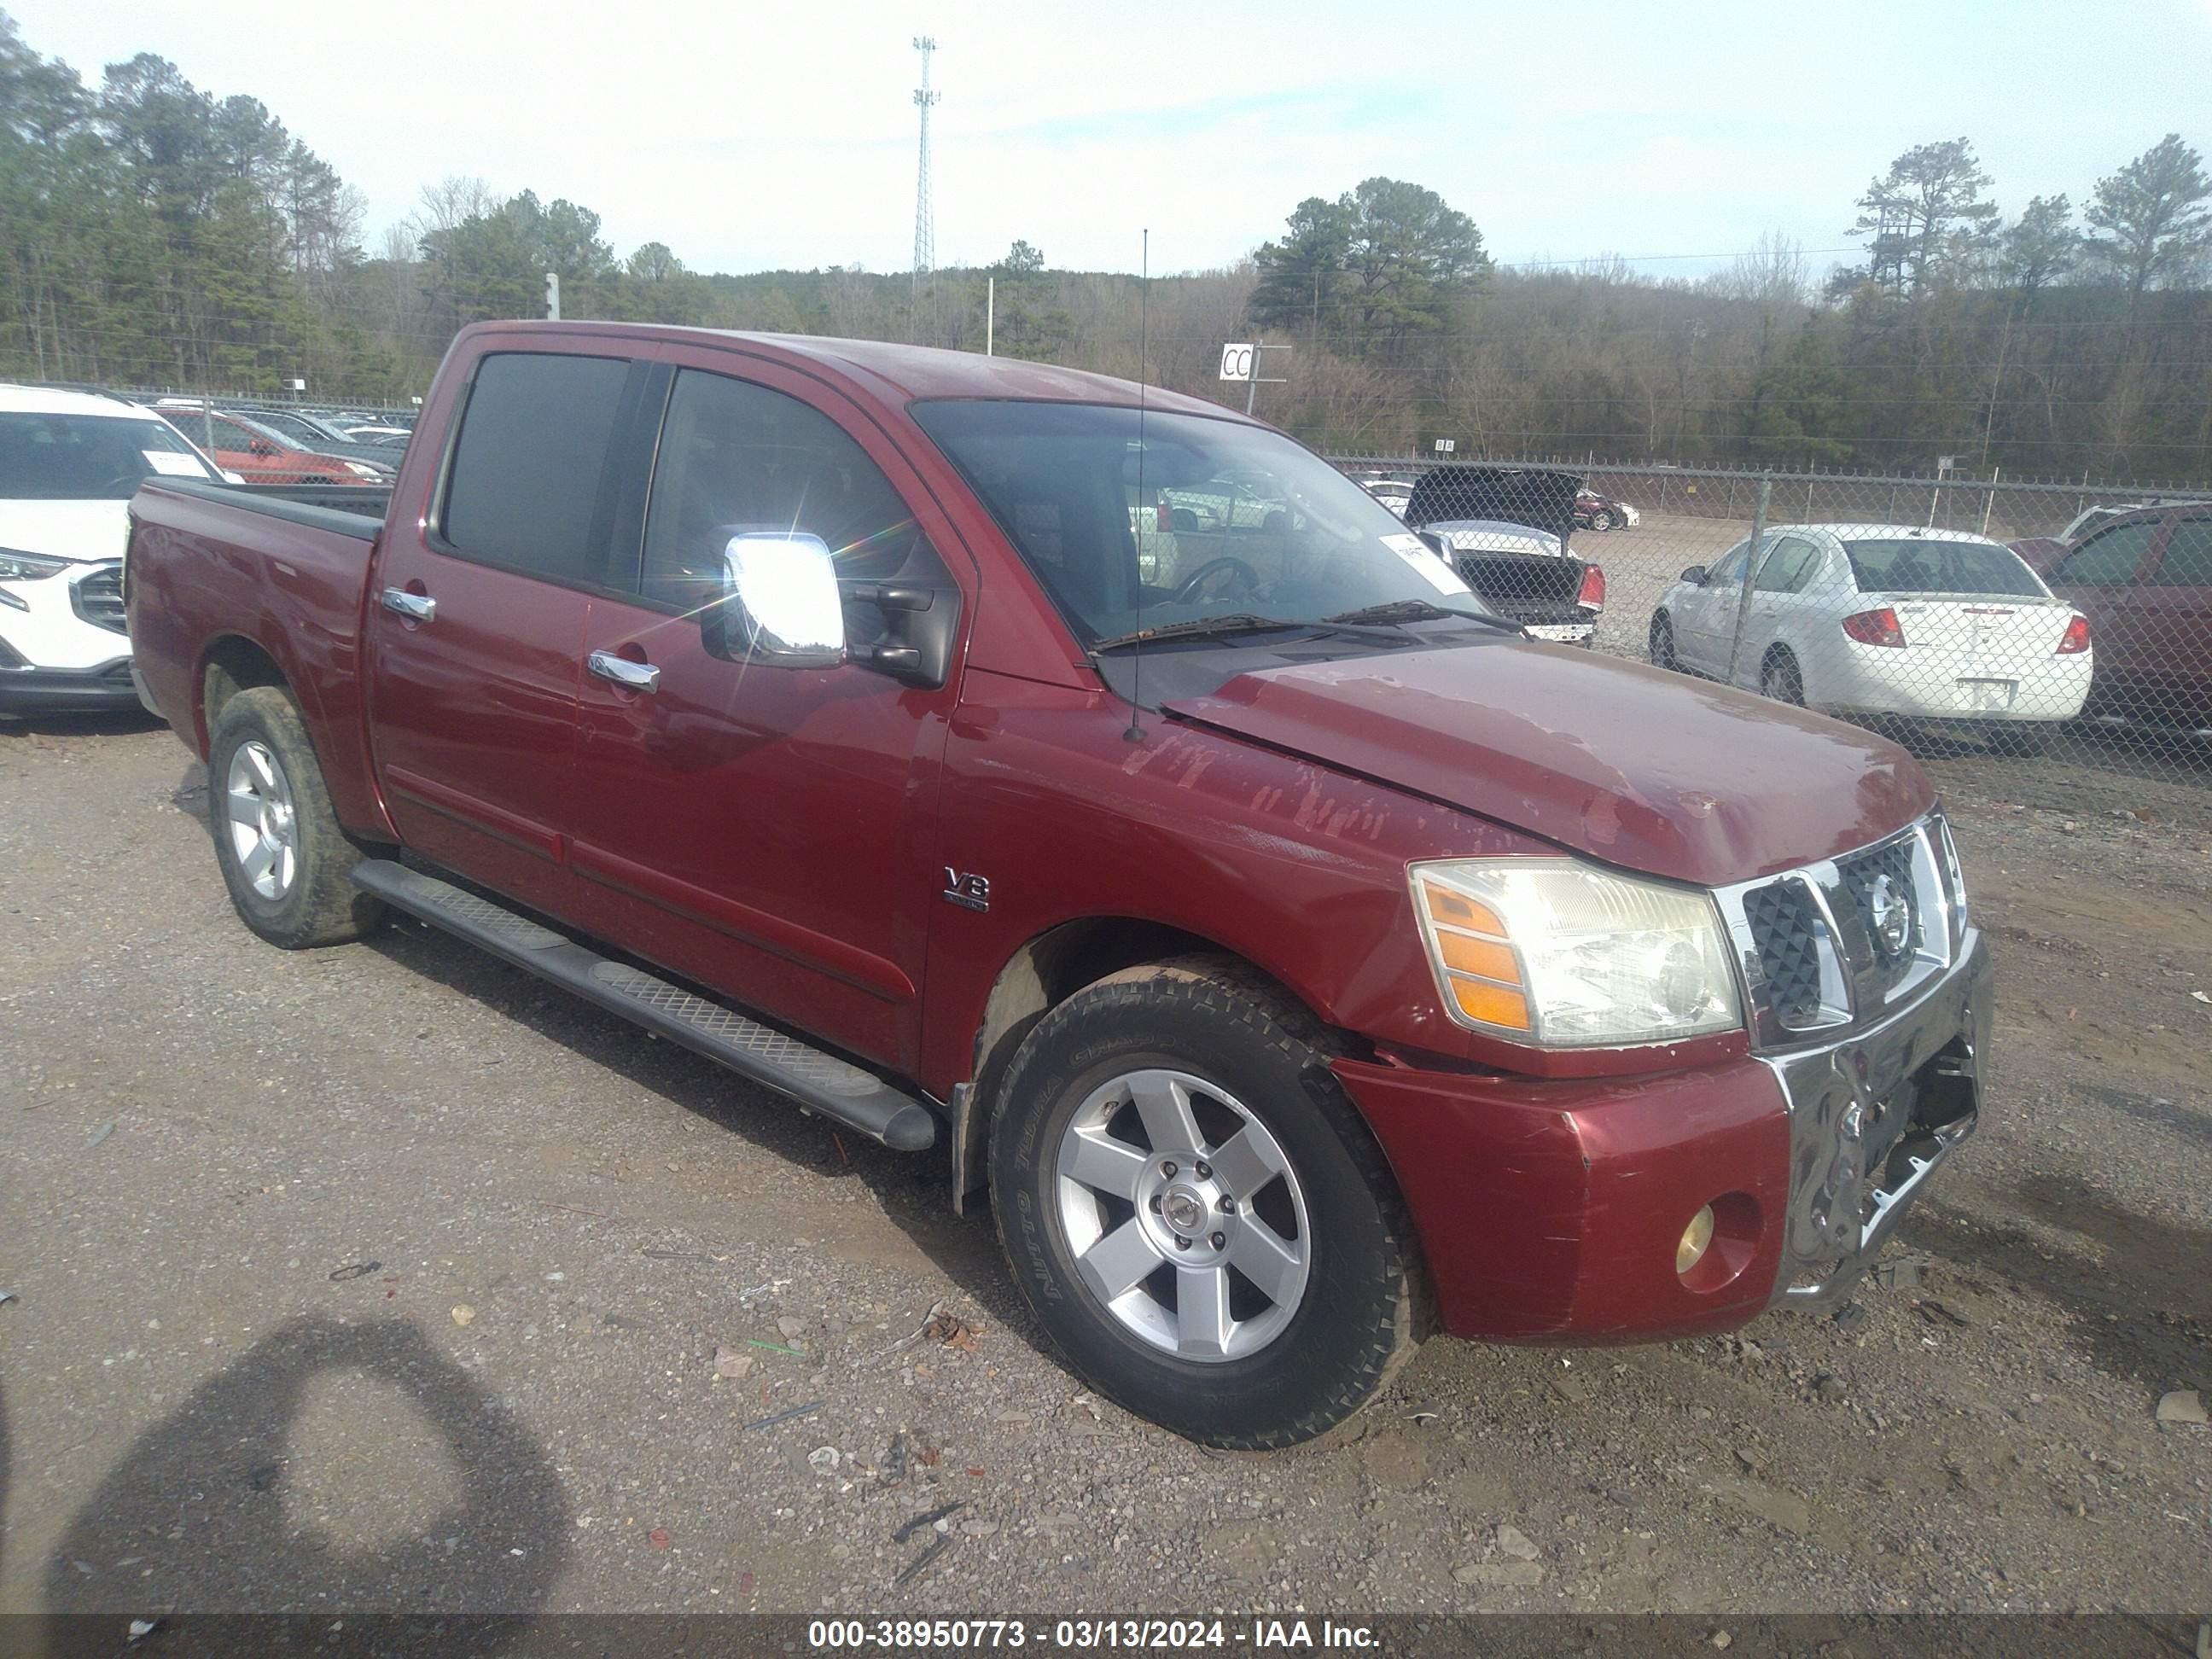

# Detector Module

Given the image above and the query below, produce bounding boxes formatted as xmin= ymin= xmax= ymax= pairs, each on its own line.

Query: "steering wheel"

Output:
xmin=1172 ymin=556 xmax=1260 ymax=604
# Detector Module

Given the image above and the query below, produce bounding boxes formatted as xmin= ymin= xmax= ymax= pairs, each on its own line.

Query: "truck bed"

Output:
xmin=126 ymin=477 xmax=394 ymax=839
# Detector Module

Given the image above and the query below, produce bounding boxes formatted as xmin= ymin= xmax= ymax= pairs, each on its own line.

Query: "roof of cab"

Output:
xmin=457 ymin=321 xmax=1249 ymax=422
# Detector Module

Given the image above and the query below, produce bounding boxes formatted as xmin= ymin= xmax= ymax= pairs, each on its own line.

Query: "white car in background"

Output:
xmin=1648 ymin=523 xmax=2092 ymax=753
xmin=0 ymin=385 xmax=227 ymax=713
xmin=1357 ymin=476 xmax=1414 ymax=518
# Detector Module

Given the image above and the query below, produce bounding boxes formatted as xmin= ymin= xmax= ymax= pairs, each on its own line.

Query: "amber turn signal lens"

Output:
xmin=1420 ymin=880 xmax=1506 ymax=938
xmin=1676 ymin=1204 xmax=1716 ymax=1276
xmin=1447 ymin=975 xmax=1531 ymax=1031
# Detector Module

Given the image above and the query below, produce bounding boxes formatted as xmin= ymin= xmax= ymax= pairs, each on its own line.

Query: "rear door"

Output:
xmin=2046 ymin=516 xmax=2163 ymax=708
xmin=366 ymin=345 xmax=647 ymax=917
xmin=2129 ymin=512 xmax=2212 ymax=720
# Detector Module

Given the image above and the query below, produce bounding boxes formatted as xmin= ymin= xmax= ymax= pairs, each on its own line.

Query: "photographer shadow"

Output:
xmin=38 ymin=1316 xmax=569 ymax=1620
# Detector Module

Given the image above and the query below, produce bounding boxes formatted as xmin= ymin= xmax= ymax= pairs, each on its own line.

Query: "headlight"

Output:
xmin=0 ymin=548 xmax=71 ymax=582
xmin=1411 ymin=858 xmax=1742 ymax=1046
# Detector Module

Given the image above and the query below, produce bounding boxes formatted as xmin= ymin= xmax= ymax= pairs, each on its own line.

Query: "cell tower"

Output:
xmin=911 ymin=36 xmax=939 ymax=302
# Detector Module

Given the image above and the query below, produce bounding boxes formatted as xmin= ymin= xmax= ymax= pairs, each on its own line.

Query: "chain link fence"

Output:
xmin=1332 ymin=455 xmax=2212 ymax=777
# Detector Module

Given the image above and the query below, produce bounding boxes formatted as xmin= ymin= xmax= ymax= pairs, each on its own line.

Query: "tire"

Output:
xmin=1760 ymin=649 xmax=1805 ymax=707
xmin=989 ymin=955 xmax=1425 ymax=1449
xmin=1592 ymin=509 xmax=1616 ymax=532
xmin=207 ymin=686 xmax=385 ymax=949
xmin=1649 ymin=611 xmax=1679 ymax=671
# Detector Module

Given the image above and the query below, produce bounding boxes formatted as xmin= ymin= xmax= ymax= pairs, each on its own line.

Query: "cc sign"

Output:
xmin=1218 ymin=343 xmax=1255 ymax=382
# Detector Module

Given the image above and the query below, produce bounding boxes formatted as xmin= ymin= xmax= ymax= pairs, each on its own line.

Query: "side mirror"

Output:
xmin=1680 ymin=565 xmax=1708 ymax=585
xmin=250 ymin=440 xmax=276 ymax=457
xmin=702 ymin=531 xmax=846 ymax=668
xmin=1415 ymin=529 xmax=1449 ymax=558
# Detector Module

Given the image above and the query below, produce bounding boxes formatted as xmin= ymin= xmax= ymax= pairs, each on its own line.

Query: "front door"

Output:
xmin=367 ymin=345 xmax=643 ymax=916
xmin=564 ymin=354 xmax=975 ymax=1073
xmin=1675 ymin=537 xmax=1755 ymax=673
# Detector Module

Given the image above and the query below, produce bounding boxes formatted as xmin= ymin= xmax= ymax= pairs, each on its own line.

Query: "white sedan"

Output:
xmin=1648 ymin=524 xmax=2092 ymax=751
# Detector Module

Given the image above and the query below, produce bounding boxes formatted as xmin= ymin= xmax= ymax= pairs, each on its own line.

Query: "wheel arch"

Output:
xmin=198 ymin=633 xmax=292 ymax=753
xmin=947 ymin=916 xmax=1342 ymax=1214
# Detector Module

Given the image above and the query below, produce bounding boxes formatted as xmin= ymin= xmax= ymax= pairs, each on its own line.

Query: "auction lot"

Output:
xmin=1 ymin=710 xmax=2208 ymax=1619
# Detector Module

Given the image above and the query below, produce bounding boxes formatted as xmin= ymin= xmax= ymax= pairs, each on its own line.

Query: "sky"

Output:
xmin=11 ymin=0 xmax=2212 ymax=282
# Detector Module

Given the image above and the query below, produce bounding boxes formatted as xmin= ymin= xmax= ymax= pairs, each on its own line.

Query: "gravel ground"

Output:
xmin=0 ymin=709 xmax=2206 ymax=1621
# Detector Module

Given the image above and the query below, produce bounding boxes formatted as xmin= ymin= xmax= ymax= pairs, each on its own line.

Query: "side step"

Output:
xmin=351 ymin=859 xmax=938 ymax=1152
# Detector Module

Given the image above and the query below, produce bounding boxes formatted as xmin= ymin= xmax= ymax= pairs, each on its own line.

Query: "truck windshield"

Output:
xmin=911 ymin=400 xmax=1489 ymax=646
xmin=0 ymin=413 xmax=218 ymax=499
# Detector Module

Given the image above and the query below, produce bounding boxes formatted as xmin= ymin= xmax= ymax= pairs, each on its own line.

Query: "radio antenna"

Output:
xmin=1123 ymin=228 xmax=1150 ymax=744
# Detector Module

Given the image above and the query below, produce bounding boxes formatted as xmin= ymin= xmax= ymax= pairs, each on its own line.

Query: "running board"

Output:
xmin=350 ymin=859 xmax=938 ymax=1152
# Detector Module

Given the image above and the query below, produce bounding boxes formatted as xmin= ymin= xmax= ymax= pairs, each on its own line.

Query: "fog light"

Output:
xmin=1676 ymin=1205 xmax=1716 ymax=1275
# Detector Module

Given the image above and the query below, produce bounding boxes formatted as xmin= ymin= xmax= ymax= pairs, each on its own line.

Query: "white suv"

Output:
xmin=0 ymin=385 xmax=225 ymax=713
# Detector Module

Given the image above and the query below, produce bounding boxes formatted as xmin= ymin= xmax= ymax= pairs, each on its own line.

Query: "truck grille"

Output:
xmin=72 ymin=562 xmax=127 ymax=635
xmin=1742 ymin=881 xmax=1826 ymax=1031
xmin=1723 ymin=813 xmax=1959 ymax=1048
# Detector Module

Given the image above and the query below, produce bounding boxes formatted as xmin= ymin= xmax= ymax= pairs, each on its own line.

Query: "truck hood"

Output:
xmin=1162 ymin=644 xmax=1933 ymax=888
xmin=0 ymin=499 xmax=131 ymax=564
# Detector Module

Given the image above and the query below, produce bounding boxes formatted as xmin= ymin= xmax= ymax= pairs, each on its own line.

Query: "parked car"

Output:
xmin=1650 ymin=523 xmax=2090 ymax=753
xmin=127 ymin=322 xmax=1988 ymax=1448
xmin=1402 ymin=466 xmax=1604 ymax=643
xmin=0 ymin=383 xmax=225 ymax=710
xmin=2037 ymin=504 xmax=2212 ymax=726
xmin=154 ymin=405 xmax=386 ymax=486
xmin=1355 ymin=475 xmax=1414 ymax=518
xmin=1574 ymin=486 xmax=1640 ymax=531
xmin=2010 ymin=502 xmax=2173 ymax=575
xmin=224 ymin=407 xmax=403 ymax=473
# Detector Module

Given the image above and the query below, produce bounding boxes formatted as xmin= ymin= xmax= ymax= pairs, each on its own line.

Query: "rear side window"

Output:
xmin=440 ymin=352 xmax=632 ymax=583
xmin=2147 ymin=518 xmax=2212 ymax=585
xmin=2052 ymin=521 xmax=2158 ymax=587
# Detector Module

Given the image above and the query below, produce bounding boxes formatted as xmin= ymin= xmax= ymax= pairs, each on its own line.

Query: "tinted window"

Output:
xmin=1755 ymin=537 xmax=1819 ymax=594
xmin=639 ymin=369 xmax=943 ymax=610
xmin=1707 ymin=541 xmax=1751 ymax=587
xmin=2147 ymin=518 xmax=2212 ymax=585
xmin=0 ymin=412 xmax=217 ymax=499
xmin=1844 ymin=538 xmax=2045 ymax=597
xmin=442 ymin=352 xmax=631 ymax=583
xmin=2053 ymin=521 xmax=2158 ymax=587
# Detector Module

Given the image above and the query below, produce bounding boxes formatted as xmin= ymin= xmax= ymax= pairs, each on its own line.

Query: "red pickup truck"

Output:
xmin=125 ymin=322 xmax=1990 ymax=1448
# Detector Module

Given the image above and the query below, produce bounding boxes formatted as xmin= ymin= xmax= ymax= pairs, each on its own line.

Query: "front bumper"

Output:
xmin=0 ymin=658 xmax=140 ymax=710
xmin=1336 ymin=931 xmax=1988 ymax=1343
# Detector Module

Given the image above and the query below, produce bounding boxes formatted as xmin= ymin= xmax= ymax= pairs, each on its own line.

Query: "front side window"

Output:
xmin=638 ymin=370 xmax=945 ymax=614
xmin=1755 ymin=538 xmax=1819 ymax=594
xmin=1707 ymin=542 xmax=1752 ymax=588
xmin=1844 ymin=538 xmax=2046 ymax=597
xmin=0 ymin=412 xmax=218 ymax=499
xmin=911 ymin=400 xmax=1484 ymax=644
xmin=2053 ymin=521 xmax=2159 ymax=588
xmin=440 ymin=352 xmax=632 ymax=584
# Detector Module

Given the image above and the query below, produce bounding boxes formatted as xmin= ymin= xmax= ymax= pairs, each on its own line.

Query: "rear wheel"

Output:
xmin=1649 ymin=611 xmax=1679 ymax=671
xmin=1592 ymin=509 xmax=1616 ymax=531
xmin=989 ymin=956 xmax=1424 ymax=1448
xmin=207 ymin=686 xmax=385 ymax=948
xmin=1760 ymin=649 xmax=1805 ymax=707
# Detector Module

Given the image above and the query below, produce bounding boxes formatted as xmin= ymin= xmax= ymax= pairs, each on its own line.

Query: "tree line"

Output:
xmin=3 ymin=10 xmax=2209 ymax=480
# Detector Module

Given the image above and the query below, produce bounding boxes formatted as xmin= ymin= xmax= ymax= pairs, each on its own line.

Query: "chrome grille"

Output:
xmin=1721 ymin=812 xmax=1960 ymax=1049
xmin=73 ymin=562 xmax=127 ymax=635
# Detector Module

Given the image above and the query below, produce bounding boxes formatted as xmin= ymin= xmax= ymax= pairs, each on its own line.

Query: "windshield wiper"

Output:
xmin=1088 ymin=614 xmax=1308 ymax=653
xmin=1324 ymin=597 xmax=1524 ymax=635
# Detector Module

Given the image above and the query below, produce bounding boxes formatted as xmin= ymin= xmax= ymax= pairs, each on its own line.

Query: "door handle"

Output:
xmin=381 ymin=587 xmax=435 ymax=622
xmin=588 ymin=649 xmax=661 ymax=694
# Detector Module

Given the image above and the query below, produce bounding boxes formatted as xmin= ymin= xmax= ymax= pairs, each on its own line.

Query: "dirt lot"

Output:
xmin=0 ymin=708 xmax=2207 ymax=1621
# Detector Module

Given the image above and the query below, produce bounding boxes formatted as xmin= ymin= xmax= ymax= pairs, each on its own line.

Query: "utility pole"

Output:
xmin=544 ymin=272 xmax=560 ymax=321
xmin=911 ymin=37 xmax=940 ymax=317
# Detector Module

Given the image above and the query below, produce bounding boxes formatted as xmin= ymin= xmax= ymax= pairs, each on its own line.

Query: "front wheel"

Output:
xmin=989 ymin=957 xmax=1425 ymax=1448
xmin=1760 ymin=649 xmax=1806 ymax=707
xmin=1650 ymin=611 xmax=1679 ymax=671
xmin=1592 ymin=509 xmax=1616 ymax=531
xmin=207 ymin=686 xmax=385 ymax=948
